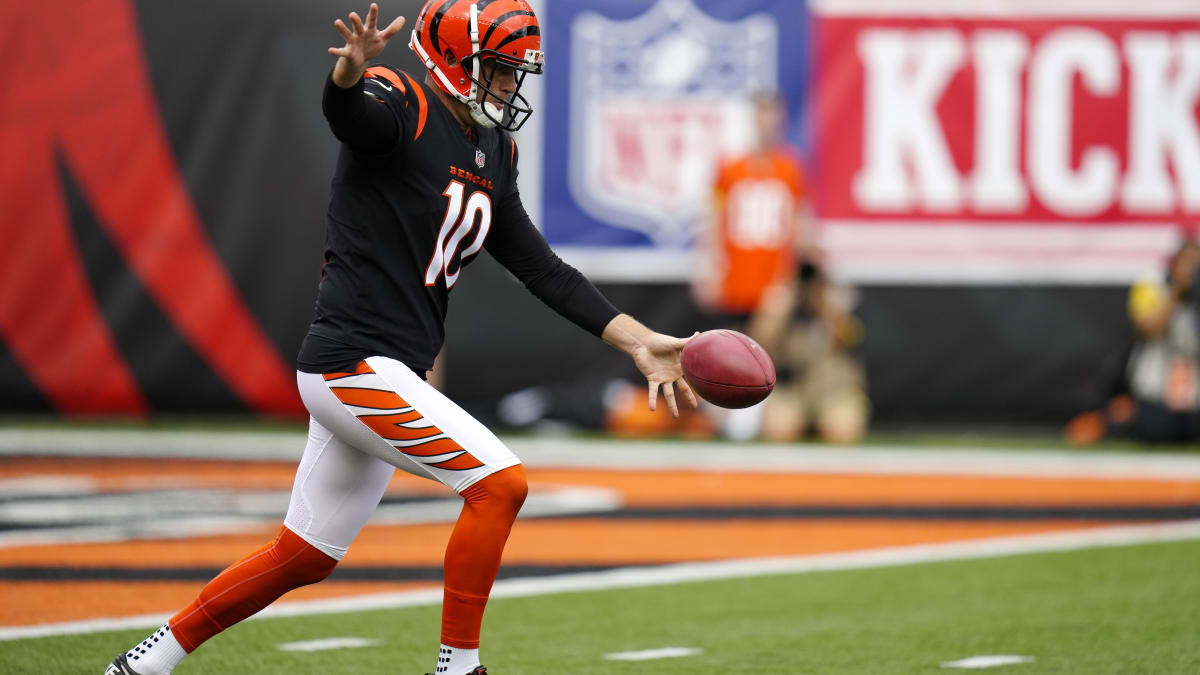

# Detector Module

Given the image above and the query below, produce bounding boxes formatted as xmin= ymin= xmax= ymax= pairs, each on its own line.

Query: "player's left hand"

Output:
xmin=631 ymin=331 xmax=700 ymax=418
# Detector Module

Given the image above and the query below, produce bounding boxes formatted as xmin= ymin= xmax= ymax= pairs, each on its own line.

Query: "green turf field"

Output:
xmin=4 ymin=539 xmax=1198 ymax=674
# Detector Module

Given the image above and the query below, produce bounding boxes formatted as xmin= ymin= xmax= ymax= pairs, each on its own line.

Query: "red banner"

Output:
xmin=811 ymin=1 xmax=1200 ymax=283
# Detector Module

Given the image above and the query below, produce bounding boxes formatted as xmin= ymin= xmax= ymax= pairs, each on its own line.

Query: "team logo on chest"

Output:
xmin=475 ymin=149 xmax=486 ymax=169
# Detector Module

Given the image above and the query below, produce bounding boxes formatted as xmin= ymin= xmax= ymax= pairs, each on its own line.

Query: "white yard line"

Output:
xmin=3 ymin=429 xmax=1200 ymax=480
xmin=941 ymin=655 xmax=1035 ymax=669
xmin=3 ymin=519 xmax=1199 ymax=642
xmin=605 ymin=647 xmax=702 ymax=661
xmin=276 ymin=637 xmax=382 ymax=652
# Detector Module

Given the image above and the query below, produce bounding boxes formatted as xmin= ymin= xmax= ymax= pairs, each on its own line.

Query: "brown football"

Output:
xmin=680 ymin=330 xmax=776 ymax=409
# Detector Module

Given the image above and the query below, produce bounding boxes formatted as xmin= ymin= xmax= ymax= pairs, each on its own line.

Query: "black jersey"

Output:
xmin=297 ymin=66 xmax=619 ymax=374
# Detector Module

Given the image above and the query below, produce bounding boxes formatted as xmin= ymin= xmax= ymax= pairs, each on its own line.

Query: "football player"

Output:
xmin=105 ymin=2 xmax=697 ymax=674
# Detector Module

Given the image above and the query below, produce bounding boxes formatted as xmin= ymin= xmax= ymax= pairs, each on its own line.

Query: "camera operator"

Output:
xmin=748 ymin=258 xmax=869 ymax=444
xmin=1122 ymin=236 xmax=1200 ymax=442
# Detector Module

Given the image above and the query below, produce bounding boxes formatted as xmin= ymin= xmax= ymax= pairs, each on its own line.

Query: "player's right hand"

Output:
xmin=629 ymin=331 xmax=700 ymax=419
xmin=329 ymin=3 xmax=406 ymax=86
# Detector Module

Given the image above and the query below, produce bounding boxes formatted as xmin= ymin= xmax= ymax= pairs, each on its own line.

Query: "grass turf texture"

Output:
xmin=4 ymin=539 xmax=1198 ymax=674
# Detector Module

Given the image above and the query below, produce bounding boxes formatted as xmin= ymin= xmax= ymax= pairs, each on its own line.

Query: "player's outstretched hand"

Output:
xmin=632 ymin=330 xmax=700 ymax=418
xmin=329 ymin=3 xmax=406 ymax=87
xmin=602 ymin=315 xmax=699 ymax=419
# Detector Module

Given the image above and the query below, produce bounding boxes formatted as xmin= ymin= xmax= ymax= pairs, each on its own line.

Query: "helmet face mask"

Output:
xmin=410 ymin=0 xmax=544 ymax=132
xmin=465 ymin=57 xmax=533 ymax=130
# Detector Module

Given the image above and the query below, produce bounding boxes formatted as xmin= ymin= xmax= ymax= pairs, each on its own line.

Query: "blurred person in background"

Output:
xmin=1066 ymin=235 xmax=1200 ymax=445
xmin=749 ymin=259 xmax=869 ymax=444
xmin=694 ymin=91 xmax=810 ymax=322
xmin=692 ymin=91 xmax=812 ymax=440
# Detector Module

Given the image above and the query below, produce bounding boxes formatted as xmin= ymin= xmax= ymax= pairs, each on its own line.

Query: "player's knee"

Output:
xmin=291 ymin=548 xmax=338 ymax=586
xmin=474 ymin=465 xmax=528 ymax=512
xmin=493 ymin=465 xmax=529 ymax=511
xmin=276 ymin=527 xmax=339 ymax=586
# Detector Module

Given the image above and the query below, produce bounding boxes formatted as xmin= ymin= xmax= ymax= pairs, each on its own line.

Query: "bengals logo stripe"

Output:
xmin=352 ymin=410 xmax=424 ymax=425
xmin=365 ymin=66 xmax=407 ymax=95
xmin=324 ymin=361 xmax=484 ymax=471
xmin=329 ymin=387 xmax=409 ymax=410
xmin=395 ymin=438 xmax=469 ymax=458
xmin=399 ymin=72 xmax=428 ymax=141
xmin=362 ymin=421 xmax=444 ymax=442
xmin=429 ymin=453 xmax=490 ymax=471
xmin=480 ymin=9 xmax=536 ymax=52
xmin=321 ymin=362 xmax=375 ymax=380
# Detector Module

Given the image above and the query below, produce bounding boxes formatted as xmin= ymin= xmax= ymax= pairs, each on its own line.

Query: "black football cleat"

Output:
xmin=424 ymin=666 xmax=487 ymax=675
xmin=104 ymin=653 xmax=144 ymax=675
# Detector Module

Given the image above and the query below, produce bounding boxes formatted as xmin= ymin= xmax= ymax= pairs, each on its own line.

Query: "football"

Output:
xmin=680 ymin=330 xmax=776 ymax=409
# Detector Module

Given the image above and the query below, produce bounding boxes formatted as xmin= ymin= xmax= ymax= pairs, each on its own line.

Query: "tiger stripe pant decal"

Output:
xmin=323 ymin=362 xmax=485 ymax=471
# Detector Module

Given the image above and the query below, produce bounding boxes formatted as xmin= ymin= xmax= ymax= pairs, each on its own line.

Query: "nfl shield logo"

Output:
xmin=475 ymin=149 xmax=486 ymax=168
xmin=568 ymin=0 xmax=779 ymax=246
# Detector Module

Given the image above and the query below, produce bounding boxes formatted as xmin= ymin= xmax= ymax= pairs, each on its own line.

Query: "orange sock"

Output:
xmin=441 ymin=465 xmax=528 ymax=649
xmin=169 ymin=526 xmax=337 ymax=652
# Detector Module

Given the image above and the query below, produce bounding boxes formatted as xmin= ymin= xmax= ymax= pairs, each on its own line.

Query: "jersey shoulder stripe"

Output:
xmin=365 ymin=66 xmax=406 ymax=95
xmin=399 ymin=72 xmax=428 ymax=141
xmin=363 ymin=65 xmax=428 ymax=142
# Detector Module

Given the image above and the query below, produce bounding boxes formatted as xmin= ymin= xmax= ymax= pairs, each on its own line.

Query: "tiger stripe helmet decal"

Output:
xmin=409 ymin=0 xmax=543 ymax=131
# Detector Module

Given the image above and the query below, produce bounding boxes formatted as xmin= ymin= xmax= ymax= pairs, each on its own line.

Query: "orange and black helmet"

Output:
xmin=409 ymin=0 xmax=544 ymax=131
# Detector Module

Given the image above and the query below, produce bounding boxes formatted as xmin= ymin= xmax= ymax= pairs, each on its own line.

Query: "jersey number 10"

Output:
xmin=425 ymin=180 xmax=493 ymax=289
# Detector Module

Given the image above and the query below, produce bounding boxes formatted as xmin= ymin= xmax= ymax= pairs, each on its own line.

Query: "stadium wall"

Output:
xmin=1 ymin=0 xmax=1194 ymax=427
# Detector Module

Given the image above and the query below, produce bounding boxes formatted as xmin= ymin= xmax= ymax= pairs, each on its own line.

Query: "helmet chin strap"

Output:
xmin=464 ymin=4 xmax=495 ymax=127
xmin=468 ymin=101 xmax=501 ymax=128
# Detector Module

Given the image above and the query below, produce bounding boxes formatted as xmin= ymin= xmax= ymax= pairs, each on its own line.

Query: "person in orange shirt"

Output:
xmin=693 ymin=92 xmax=812 ymax=441
xmin=695 ymin=92 xmax=809 ymax=320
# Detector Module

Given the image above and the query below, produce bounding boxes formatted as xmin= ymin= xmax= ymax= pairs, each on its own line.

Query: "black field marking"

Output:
xmin=0 ymin=563 xmax=624 ymax=583
xmin=5 ymin=502 xmax=1199 ymax=536
xmin=527 ymin=504 xmax=1200 ymax=521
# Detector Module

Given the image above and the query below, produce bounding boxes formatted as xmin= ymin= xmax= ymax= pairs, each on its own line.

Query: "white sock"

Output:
xmin=124 ymin=624 xmax=187 ymax=675
xmin=434 ymin=643 xmax=481 ymax=674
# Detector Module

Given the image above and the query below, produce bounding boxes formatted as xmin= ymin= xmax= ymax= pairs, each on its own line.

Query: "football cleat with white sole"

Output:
xmin=425 ymin=666 xmax=487 ymax=675
xmin=104 ymin=653 xmax=144 ymax=675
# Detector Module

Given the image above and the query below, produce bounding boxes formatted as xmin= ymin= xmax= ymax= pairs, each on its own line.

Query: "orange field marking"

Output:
xmin=3 ymin=456 xmax=1199 ymax=627
xmin=5 ymin=458 xmax=1200 ymax=505
xmin=0 ymin=519 xmax=1125 ymax=568
xmin=0 ymin=580 xmax=435 ymax=627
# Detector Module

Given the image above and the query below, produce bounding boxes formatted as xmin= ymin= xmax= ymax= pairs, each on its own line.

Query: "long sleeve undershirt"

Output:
xmin=321 ymin=72 xmax=400 ymax=152
xmin=486 ymin=191 xmax=620 ymax=337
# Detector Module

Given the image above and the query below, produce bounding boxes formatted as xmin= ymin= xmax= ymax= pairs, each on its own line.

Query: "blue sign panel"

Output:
xmin=540 ymin=0 xmax=809 ymax=280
